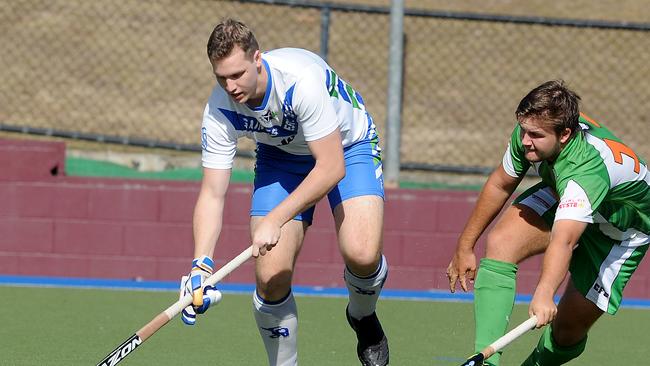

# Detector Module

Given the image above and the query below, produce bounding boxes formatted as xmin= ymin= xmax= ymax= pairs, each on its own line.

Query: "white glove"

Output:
xmin=179 ymin=255 xmax=223 ymax=325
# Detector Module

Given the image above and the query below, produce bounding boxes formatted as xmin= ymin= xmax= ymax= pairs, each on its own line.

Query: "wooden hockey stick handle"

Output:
xmin=481 ymin=315 xmax=538 ymax=359
xmin=97 ymin=245 xmax=254 ymax=366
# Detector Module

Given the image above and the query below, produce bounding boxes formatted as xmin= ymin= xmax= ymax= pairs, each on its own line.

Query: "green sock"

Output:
xmin=521 ymin=326 xmax=587 ymax=366
xmin=474 ymin=258 xmax=518 ymax=366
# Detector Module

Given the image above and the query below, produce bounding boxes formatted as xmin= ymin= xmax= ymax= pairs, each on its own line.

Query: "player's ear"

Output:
xmin=253 ymin=50 xmax=262 ymax=68
xmin=559 ymin=127 xmax=572 ymax=144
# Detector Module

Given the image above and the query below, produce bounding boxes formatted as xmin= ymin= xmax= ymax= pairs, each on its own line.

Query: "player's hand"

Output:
xmin=251 ymin=218 xmax=282 ymax=257
xmin=446 ymin=246 xmax=477 ymax=293
xmin=459 ymin=352 xmax=485 ymax=366
xmin=180 ymin=255 xmax=223 ymax=325
xmin=529 ymin=287 xmax=556 ymax=328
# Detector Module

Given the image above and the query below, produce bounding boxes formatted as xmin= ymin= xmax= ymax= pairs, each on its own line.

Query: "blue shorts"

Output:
xmin=251 ymin=137 xmax=384 ymax=224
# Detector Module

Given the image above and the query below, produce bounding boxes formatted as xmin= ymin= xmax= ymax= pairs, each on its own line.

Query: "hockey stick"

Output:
xmin=458 ymin=315 xmax=538 ymax=366
xmin=96 ymin=245 xmax=254 ymax=366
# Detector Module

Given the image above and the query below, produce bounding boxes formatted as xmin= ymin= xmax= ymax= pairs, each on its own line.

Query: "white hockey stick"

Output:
xmin=459 ymin=315 xmax=538 ymax=366
xmin=96 ymin=245 xmax=254 ymax=366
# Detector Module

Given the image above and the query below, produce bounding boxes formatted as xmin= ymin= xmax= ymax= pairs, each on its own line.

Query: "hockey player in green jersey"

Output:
xmin=447 ymin=80 xmax=650 ymax=365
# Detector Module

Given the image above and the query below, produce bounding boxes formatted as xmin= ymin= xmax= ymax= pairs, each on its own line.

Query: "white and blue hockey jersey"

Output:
xmin=201 ymin=48 xmax=374 ymax=169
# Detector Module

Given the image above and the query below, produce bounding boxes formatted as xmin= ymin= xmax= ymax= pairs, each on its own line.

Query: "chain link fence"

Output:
xmin=2 ymin=0 xmax=649 ymax=173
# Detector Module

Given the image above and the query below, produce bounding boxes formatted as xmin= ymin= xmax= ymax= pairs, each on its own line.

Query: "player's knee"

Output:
xmin=256 ymin=270 xmax=293 ymax=301
xmin=550 ymin=323 xmax=588 ymax=348
xmin=551 ymin=312 xmax=592 ymax=347
xmin=485 ymin=228 xmax=515 ymax=260
xmin=342 ymin=246 xmax=381 ymax=275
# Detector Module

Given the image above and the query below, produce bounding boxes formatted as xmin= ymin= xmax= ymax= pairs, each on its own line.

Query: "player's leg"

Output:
xmin=336 ymin=195 xmax=388 ymax=366
xmin=522 ymin=226 xmax=649 ymax=365
xmin=249 ymin=144 xmax=317 ymax=366
xmin=476 ymin=183 xmax=557 ymax=366
xmin=252 ymin=217 xmax=308 ymax=366
xmin=521 ymin=280 xmax=600 ymax=366
xmin=328 ymin=130 xmax=387 ymax=366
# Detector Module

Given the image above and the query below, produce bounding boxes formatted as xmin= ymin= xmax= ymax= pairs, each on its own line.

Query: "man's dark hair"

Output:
xmin=207 ymin=18 xmax=259 ymax=61
xmin=515 ymin=80 xmax=581 ymax=134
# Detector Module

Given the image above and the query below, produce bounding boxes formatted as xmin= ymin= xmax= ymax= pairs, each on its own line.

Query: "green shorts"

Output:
xmin=514 ymin=182 xmax=649 ymax=314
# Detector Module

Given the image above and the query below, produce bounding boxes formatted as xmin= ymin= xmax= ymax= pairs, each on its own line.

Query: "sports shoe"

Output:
xmin=346 ymin=306 xmax=389 ymax=366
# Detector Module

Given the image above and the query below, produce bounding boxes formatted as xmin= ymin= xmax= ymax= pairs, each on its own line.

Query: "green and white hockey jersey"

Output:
xmin=502 ymin=114 xmax=650 ymax=243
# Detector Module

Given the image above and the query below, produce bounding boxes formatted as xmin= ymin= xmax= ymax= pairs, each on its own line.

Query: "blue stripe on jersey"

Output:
xmin=355 ymin=90 xmax=365 ymax=106
xmin=325 ymin=69 xmax=338 ymax=97
xmin=249 ymin=59 xmax=273 ymax=111
xmin=325 ymin=69 xmax=330 ymax=90
xmin=337 ymin=79 xmax=351 ymax=103
xmin=281 ymin=85 xmax=298 ymax=132
xmin=218 ymin=108 xmax=296 ymax=137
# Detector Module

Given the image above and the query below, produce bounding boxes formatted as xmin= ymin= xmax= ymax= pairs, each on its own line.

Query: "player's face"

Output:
xmin=212 ymin=46 xmax=263 ymax=105
xmin=519 ymin=117 xmax=571 ymax=163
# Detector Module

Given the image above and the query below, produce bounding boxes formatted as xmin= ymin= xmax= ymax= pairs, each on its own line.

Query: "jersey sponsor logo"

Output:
xmin=593 ymin=283 xmax=610 ymax=298
xmin=280 ymin=136 xmax=295 ymax=146
xmin=218 ymin=108 xmax=296 ymax=137
xmin=259 ymin=110 xmax=279 ymax=128
xmin=261 ymin=326 xmax=290 ymax=338
xmin=558 ymin=198 xmax=587 ymax=210
xmin=281 ymin=85 xmax=298 ymax=132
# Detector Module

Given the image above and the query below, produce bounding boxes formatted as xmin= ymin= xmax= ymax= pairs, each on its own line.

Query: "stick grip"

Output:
xmin=163 ymin=245 xmax=254 ymax=319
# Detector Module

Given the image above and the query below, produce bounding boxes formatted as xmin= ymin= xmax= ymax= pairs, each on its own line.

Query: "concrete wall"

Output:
xmin=2 ymin=138 xmax=649 ymax=297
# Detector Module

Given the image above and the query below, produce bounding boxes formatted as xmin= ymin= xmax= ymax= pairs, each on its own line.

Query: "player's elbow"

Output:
xmin=314 ymin=153 xmax=345 ymax=185
xmin=332 ymin=163 xmax=345 ymax=183
xmin=322 ymin=159 xmax=345 ymax=185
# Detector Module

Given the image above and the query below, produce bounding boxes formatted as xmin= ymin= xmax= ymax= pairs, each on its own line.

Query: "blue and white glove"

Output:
xmin=179 ymin=255 xmax=223 ymax=325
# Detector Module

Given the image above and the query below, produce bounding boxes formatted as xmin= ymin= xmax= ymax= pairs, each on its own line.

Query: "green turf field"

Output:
xmin=1 ymin=286 xmax=649 ymax=365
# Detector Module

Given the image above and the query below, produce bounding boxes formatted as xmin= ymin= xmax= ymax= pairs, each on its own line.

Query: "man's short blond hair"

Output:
xmin=207 ymin=18 xmax=259 ymax=61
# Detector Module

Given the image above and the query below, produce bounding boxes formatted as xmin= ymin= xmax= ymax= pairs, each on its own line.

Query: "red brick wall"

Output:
xmin=1 ymin=138 xmax=649 ymax=297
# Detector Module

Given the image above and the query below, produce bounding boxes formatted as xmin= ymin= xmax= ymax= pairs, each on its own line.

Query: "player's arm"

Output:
xmin=447 ymin=163 xmax=522 ymax=292
xmin=250 ymin=65 xmax=345 ymax=257
xmin=251 ymin=128 xmax=345 ymax=257
xmin=529 ymin=219 xmax=587 ymax=327
xmin=459 ymin=164 xmax=521 ymax=248
xmin=271 ymin=127 xmax=345 ymax=225
xmin=178 ymin=167 xmax=231 ymax=325
xmin=193 ymin=167 xmax=231 ymax=258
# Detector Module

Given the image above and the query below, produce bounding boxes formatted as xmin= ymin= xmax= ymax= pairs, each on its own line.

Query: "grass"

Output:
xmin=2 ymin=286 xmax=649 ymax=365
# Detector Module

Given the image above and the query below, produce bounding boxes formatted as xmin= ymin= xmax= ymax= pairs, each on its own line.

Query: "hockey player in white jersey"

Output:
xmin=179 ymin=18 xmax=389 ymax=366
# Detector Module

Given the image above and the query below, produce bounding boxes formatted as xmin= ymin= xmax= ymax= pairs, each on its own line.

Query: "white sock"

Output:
xmin=253 ymin=291 xmax=298 ymax=366
xmin=344 ymin=254 xmax=388 ymax=320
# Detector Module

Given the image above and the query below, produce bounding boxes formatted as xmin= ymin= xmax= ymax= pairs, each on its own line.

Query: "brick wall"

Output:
xmin=1 ymin=138 xmax=649 ymax=297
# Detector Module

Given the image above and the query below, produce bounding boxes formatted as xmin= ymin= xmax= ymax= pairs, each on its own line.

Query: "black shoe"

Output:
xmin=346 ymin=306 xmax=389 ymax=366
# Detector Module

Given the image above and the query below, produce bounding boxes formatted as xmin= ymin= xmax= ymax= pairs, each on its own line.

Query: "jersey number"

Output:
xmin=603 ymin=138 xmax=640 ymax=174
xmin=583 ymin=113 xmax=641 ymax=174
